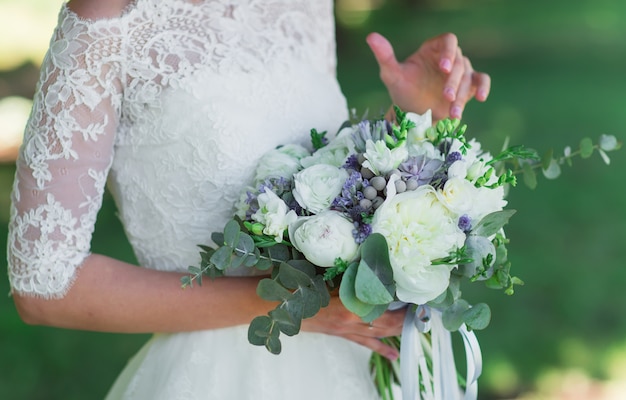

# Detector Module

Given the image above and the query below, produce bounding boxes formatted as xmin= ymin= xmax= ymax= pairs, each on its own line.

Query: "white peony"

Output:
xmin=251 ymin=189 xmax=297 ymax=242
xmin=254 ymin=144 xmax=310 ymax=183
xmin=292 ymin=164 xmax=348 ymax=214
xmin=289 ymin=211 xmax=359 ymax=267
xmin=371 ymin=186 xmax=466 ymax=304
xmin=362 ymin=139 xmax=408 ymax=175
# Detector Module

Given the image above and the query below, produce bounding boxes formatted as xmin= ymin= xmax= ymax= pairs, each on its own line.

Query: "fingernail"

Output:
xmin=444 ymin=87 xmax=455 ymax=100
xmin=387 ymin=350 xmax=399 ymax=361
xmin=440 ymin=58 xmax=452 ymax=72
xmin=451 ymin=106 xmax=462 ymax=119
xmin=477 ymin=89 xmax=488 ymax=101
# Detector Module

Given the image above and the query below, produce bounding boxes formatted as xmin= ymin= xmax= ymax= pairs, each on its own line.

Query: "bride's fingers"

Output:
xmin=343 ymin=333 xmax=400 ymax=360
xmin=451 ymin=57 xmax=476 ymax=119
xmin=443 ymin=47 xmax=466 ymax=102
xmin=473 ymin=70 xmax=491 ymax=102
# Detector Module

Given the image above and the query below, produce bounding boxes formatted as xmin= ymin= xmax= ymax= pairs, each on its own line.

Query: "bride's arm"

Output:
xmin=8 ymin=4 xmax=403 ymax=358
xmin=14 ymin=254 xmax=401 ymax=359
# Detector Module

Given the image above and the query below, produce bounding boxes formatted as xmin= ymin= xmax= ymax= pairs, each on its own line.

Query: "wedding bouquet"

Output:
xmin=182 ymin=107 xmax=620 ymax=399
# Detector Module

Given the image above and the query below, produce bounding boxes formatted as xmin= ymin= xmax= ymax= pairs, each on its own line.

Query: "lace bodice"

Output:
xmin=8 ymin=0 xmax=348 ymax=298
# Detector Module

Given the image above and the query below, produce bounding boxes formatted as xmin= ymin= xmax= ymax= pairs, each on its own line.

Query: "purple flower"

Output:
xmin=458 ymin=214 xmax=472 ymax=232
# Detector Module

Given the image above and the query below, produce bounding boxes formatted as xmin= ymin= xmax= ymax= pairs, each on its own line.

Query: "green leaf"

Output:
xmin=463 ymin=303 xmax=491 ymax=330
xmin=256 ymin=278 xmax=293 ymax=302
xmin=442 ymin=299 xmax=470 ymax=331
xmin=542 ymin=158 xmax=561 ymax=179
xmin=361 ymin=304 xmax=389 ymax=324
xmin=267 ymin=244 xmax=291 ymax=264
xmin=223 ymin=220 xmax=241 ymax=247
xmin=278 ymin=262 xmax=313 ymax=290
xmin=355 ymin=260 xmax=394 ymax=305
xmin=339 ymin=262 xmax=376 ymax=317
xmin=210 ymin=246 xmax=233 ymax=270
xmin=269 ymin=307 xmax=297 ymax=336
xmin=248 ymin=316 xmax=273 ymax=346
xmin=522 ymin=162 xmax=537 ymax=189
xmin=256 ymin=258 xmax=273 ymax=271
xmin=459 ymin=235 xmax=496 ymax=279
xmin=280 ymin=295 xmax=304 ymax=335
xmin=360 ymin=233 xmax=395 ymax=288
xmin=210 ymin=232 xmax=224 ymax=246
xmin=599 ymin=134 xmax=620 ymax=151
xmin=299 ymin=286 xmax=322 ymax=319
xmin=541 ymin=148 xmax=553 ymax=171
xmin=312 ymin=275 xmax=331 ymax=307
xmin=580 ymin=137 xmax=594 ymax=158
xmin=266 ymin=335 xmax=282 ymax=355
xmin=472 ymin=210 xmax=517 ymax=237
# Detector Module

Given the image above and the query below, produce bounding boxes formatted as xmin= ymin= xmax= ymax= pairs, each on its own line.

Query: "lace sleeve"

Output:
xmin=7 ymin=9 xmax=124 ymax=298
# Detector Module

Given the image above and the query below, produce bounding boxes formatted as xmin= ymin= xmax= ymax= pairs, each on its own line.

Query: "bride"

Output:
xmin=7 ymin=0 xmax=490 ymax=398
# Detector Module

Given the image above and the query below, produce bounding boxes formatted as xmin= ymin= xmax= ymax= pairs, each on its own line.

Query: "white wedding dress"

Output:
xmin=7 ymin=1 xmax=379 ymax=399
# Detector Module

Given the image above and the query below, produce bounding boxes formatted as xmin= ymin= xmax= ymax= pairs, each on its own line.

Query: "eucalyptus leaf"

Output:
xmin=360 ymin=233 xmax=395 ymax=286
xmin=256 ymin=278 xmax=292 ymax=302
xmin=235 ymin=233 xmax=256 ymax=256
xmin=442 ymin=299 xmax=470 ymax=331
xmin=299 ymin=286 xmax=322 ymax=319
xmin=210 ymin=232 xmax=224 ymax=246
xmin=266 ymin=334 xmax=282 ymax=355
xmin=463 ymin=303 xmax=491 ymax=330
xmin=223 ymin=220 xmax=241 ymax=247
xmin=278 ymin=262 xmax=313 ymax=289
xmin=459 ymin=235 xmax=496 ymax=279
xmin=248 ymin=316 xmax=273 ymax=346
xmin=280 ymin=295 xmax=304 ymax=335
xmin=286 ymin=260 xmax=317 ymax=278
xmin=541 ymin=148 xmax=553 ymax=171
xmin=312 ymin=275 xmax=331 ymax=307
xmin=542 ymin=159 xmax=561 ymax=179
xmin=267 ymin=244 xmax=291 ymax=264
xmin=339 ymin=262 xmax=376 ymax=317
xmin=269 ymin=307 xmax=295 ymax=327
xmin=255 ymin=258 xmax=273 ymax=271
xmin=472 ymin=210 xmax=517 ymax=237
xmin=522 ymin=162 xmax=537 ymax=189
xmin=361 ymin=304 xmax=390 ymax=324
xmin=355 ymin=260 xmax=394 ymax=305
xmin=580 ymin=137 xmax=594 ymax=159
xmin=598 ymin=149 xmax=611 ymax=165
xmin=210 ymin=246 xmax=233 ymax=270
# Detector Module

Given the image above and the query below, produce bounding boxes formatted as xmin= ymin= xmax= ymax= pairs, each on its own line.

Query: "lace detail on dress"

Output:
xmin=7 ymin=0 xmax=344 ymax=297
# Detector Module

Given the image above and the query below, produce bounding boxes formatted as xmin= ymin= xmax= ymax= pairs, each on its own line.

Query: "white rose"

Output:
xmin=372 ymin=186 xmax=466 ymax=304
xmin=251 ymin=189 xmax=297 ymax=242
xmin=254 ymin=144 xmax=310 ymax=183
xmin=289 ymin=211 xmax=359 ymax=267
xmin=436 ymin=177 xmax=477 ymax=217
xmin=362 ymin=139 xmax=409 ymax=175
xmin=301 ymin=127 xmax=356 ymax=168
xmin=292 ymin=164 xmax=348 ymax=214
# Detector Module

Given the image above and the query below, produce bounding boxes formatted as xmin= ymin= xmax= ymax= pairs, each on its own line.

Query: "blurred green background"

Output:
xmin=1 ymin=0 xmax=625 ymax=399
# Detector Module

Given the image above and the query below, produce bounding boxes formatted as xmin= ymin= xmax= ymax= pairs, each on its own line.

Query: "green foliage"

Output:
xmin=310 ymin=128 xmax=328 ymax=150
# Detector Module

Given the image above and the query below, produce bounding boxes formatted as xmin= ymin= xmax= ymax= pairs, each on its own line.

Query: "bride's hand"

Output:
xmin=366 ymin=32 xmax=491 ymax=121
xmin=301 ymin=296 xmax=404 ymax=360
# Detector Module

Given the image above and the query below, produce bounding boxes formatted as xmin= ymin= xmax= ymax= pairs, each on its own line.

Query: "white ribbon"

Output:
xmin=399 ymin=305 xmax=482 ymax=400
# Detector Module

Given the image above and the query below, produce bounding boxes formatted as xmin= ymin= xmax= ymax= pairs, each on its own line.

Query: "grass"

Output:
xmin=2 ymin=0 xmax=626 ymax=398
